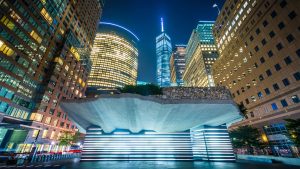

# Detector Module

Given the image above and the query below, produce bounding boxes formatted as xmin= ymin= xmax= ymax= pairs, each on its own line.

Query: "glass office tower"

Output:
xmin=170 ymin=45 xmax=186 ymax=86
xmin=88 ymin=22 xmax=138 ymax=90
xmin=183 ymin=21 xmax=218 ymax=87
xmin=156 ymin=18 xmax=172 ymax=87
xmin=0 ymin=0 xmax=103 ymax=153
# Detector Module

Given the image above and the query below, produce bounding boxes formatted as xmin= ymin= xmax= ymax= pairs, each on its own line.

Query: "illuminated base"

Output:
xmin=81 ymin=126 xmax=235 ymax=161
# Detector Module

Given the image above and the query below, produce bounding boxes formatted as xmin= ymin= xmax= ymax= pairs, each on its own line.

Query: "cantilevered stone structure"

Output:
xmin=61 ymin=87 xmax=241 ymax=161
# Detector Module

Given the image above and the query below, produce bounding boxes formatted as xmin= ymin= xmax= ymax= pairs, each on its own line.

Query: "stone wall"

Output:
xmin=158 ymin=86 xmax=232 ymax=100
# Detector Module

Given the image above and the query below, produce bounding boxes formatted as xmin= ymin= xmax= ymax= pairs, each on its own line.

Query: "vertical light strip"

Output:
xmin=191 ymin=125 xmax=235 ymax=161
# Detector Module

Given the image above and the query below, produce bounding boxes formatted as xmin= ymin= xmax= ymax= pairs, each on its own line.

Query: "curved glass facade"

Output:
xmin=88 ymin=24 xmax=138 ymax=89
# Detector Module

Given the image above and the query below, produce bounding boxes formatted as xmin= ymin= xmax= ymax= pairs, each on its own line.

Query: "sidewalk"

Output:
xmin=237 ymin=154 xmax=300 ymax=166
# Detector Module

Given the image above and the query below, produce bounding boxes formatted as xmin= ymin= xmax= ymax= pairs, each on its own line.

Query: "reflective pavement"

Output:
xmin=56 ymin=158 xmax=300 ymax=169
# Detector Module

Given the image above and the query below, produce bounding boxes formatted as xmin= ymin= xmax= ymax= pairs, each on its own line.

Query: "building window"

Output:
xmin=251 ymin=96 xmax=256 ymax=102
xmin=42 ymin=130 xmax=48 ymax=139
xmin=263 ymin=20 xmax=268 ymax=27
xmin=271 ymin=10 xmax=277 ymax=18
xmin=266 ymin=69 xmax=272 ymax=76
xmin=245 ymin=99 xmax=249 ymax=104
xmin=269 ymin=31 xmax=275 ymax=38
xmin=250 ymin=36 xmax=254 ymax=41
xmin=288 ymin=11 xmax=297 ymax=20
xmin=250 ymin=112 xmax=254 ymax=117
xmin=261 ymin=39 xmax=267 ymax=45
xmin=257 ymin=92 xmax=263 ymax=98
xmin=264 ymin=88 xmax=270 ymax=95
xmin=259 ymin=75 xmax=264 ymax=81
xmin=286 ymin=34 xmax=295 ymax=43
xmin=296 ymin=49 xmax=300 ymax=58
xmin=271 ymin=103 xmax=278 ymax=110
xmin=280 ymin=0 xmax=287 ymax=8
xmin=284 ymin=56 xmax=292 ymax=65
xmin=260 ymin=57 xmax=265 ymax=63
xmin=32 ymin=130 xmax=39 ymax=138
xmin=254 ymin=46 xmax=259 ymax=52
xmin=274 ymin=63 xmax=281 ymax=71
xmin=282 ymin=78 xmax=290 ymax=86
xmin=293 ymin=72 xmax=300 ymax=81
xmin=281 ymin=99 xmax=288 ymax=107
xmin=267 ymin=50 xmax=273 ymax=57
xmin=273 ymin=83 xmax=280 ymax=91
xmin=278 ymin=22 xmax=285 ymax=30
xmin=256 ymin=28 xmax=261 ymax=35
xmin=276 ymin=43 xmax=283 ymax=50
xmin=237 ymin=90 xmax=240 ymax=95
xmin=291 ymin=95 xmax=299 ymax=103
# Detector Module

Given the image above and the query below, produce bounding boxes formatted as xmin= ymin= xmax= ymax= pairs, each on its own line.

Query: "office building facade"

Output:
xmin=183 ymin=21 xmax=218 ymax=87
xmin=88 ymin=22 xmax=138 ymax=90
xmin=212 ymin=0 xmax=300 ymax=156
xmin=0 ymin=0 xmax=103 ymax=153
xmin=156 ymin=18 xmax=172 ymax=87
xmin=170 ymin=45 xmax=186 ymax=86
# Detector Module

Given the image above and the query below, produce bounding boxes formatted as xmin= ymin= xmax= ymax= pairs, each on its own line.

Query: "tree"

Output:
xmin=229 ymin=125 xmax=264 ymax=154
xmin=119 ymin=84 xmax=162 ymax=96
xmin=284 ymin=118 xmax=300 ymax=146
xmin=58 ymin=131 xmax=83 ymax=146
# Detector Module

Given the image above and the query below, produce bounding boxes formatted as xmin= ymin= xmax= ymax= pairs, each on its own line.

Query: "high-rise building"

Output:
xmin=212 ymin=0 xmax=300 ymax=156
xmin=0 ymin=0 xmax=103 ymax=153
xmin=183 ymin=21 xmax=219 ymax=87
xmin=156 ymin=18 xmax=172 ymax=87
xmin=170 ymin=45 xmax=186 ymax=86
xmin=88 ymin=22 xmax=138 ymax=91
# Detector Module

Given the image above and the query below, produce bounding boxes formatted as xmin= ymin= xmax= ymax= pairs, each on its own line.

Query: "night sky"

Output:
xmin=101 ymin=0 xmax=225 ymax=83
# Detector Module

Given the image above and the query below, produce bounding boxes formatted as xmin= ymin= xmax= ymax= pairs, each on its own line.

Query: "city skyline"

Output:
xmin=102 ymin=0 xmax=225 ymax=83
xmin=0 ymin=0 xmax=299 ymax=167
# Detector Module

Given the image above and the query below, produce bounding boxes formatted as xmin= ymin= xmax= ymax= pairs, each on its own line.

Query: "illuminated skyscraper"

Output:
xmin=156 ymin=18 xmax=172 ymax=87
xmin=212 ymin=0 xmax=300 ymax=155
xmin=183 ymin=21 xmax=218 ymax=87
xmin=170 ymin=45 xmax=186 ymax=86
xmin=88 ymin=22 xmax=138 ymax=90
xmin=0 ymin=0 xmax=103 ymax=152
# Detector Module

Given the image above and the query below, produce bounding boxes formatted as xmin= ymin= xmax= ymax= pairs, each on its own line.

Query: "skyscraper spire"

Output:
xmin=160 ymin=17 xmax=164 ymax=32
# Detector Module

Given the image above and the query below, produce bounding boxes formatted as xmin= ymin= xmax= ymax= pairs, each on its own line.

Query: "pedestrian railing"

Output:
xmin=23 ymin=153 xmax=80 ymax=164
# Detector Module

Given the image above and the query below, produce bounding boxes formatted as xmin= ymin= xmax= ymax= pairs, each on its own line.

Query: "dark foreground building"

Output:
xmin=61 ymin=87 xmax=241 ymax=161
xmin=0 ymin=0 xmax=103 ymax=153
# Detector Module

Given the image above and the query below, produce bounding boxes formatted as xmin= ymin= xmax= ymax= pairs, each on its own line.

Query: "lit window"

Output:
xmin=30 ymin=30 xmax=42 ymax=44
xmin=32 ymin=130 xmax=39 ymax=138
xmin=291 ymin=95 xmax=299 ymax=103
xmin=257 ymin=92 xmax=263 ymax=98
xmin=0 ymin=16 xmax=15 ymax=30
xmin=271 ymin=103 xmax=278 ymax=110
xmin=50 ymin=131 xmax=55 ymax=140
xmin=42 ymin=130 xmax=48 ymax=138
xmin=45 ymin=117 xmax=51 ymax=124
xmin=251 ymin=95 xmax=256 ymax=102
xmin=40 ymin=8 xmax=53 ymax=24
